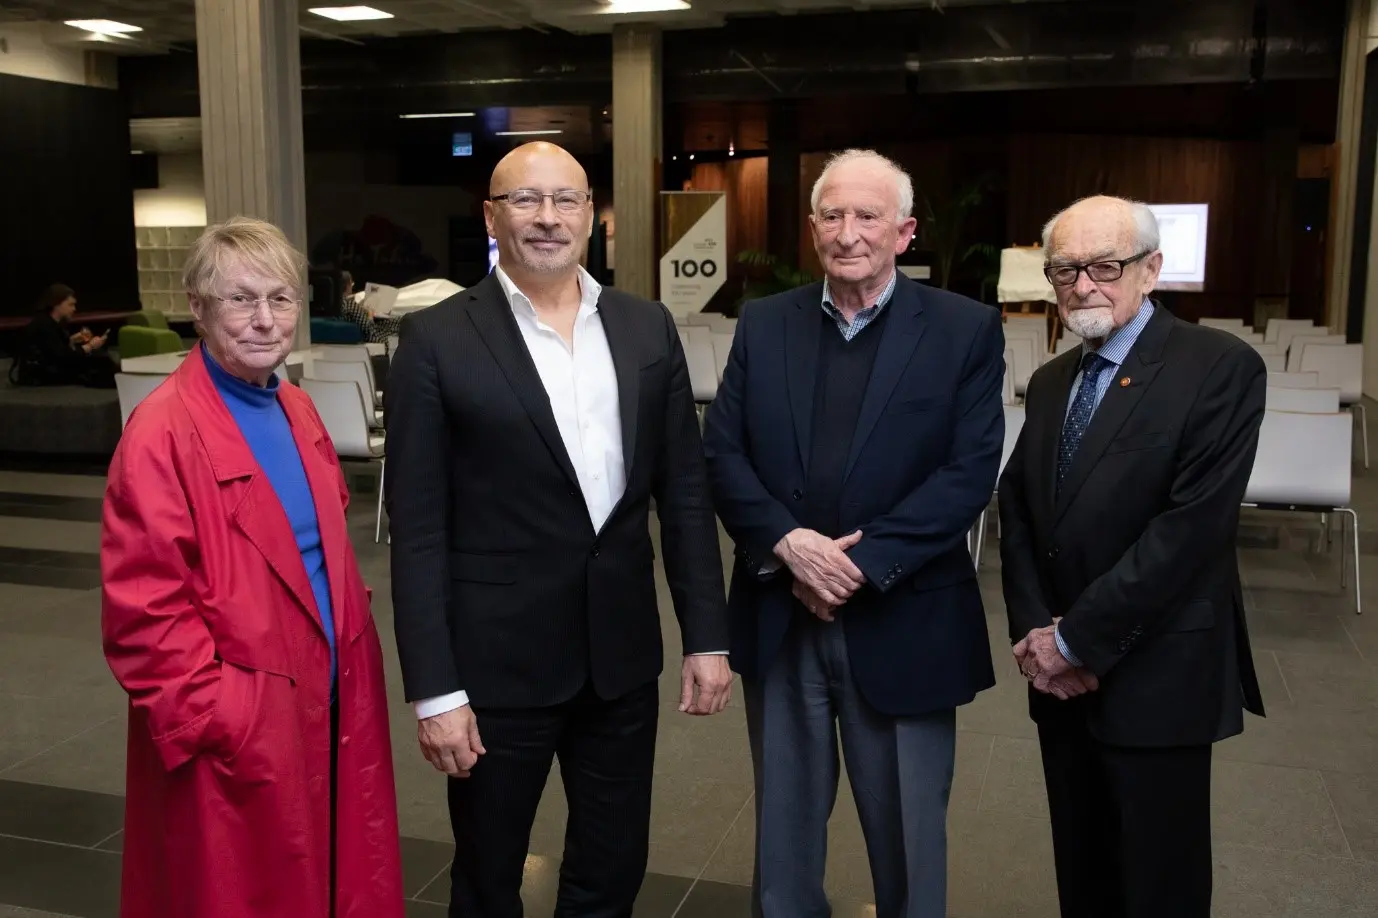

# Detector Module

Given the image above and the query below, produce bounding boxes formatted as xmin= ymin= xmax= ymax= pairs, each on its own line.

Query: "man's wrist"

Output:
xmin=1054 ymin=624 xmax=1084 ymax=668
xmin=413 ymin=690 xmax=470 ymax=720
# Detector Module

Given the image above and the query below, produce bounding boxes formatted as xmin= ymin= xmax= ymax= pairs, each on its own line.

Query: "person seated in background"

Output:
xmin=12 ymin=284 xmax=116 ymax=388
xmin=338 ymin=270 xmax=401 ymax=343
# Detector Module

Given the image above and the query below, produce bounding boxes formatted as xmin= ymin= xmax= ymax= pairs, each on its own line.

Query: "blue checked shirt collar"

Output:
xmin=821 ymin=269 xmax=898 ymax=341
xmin=1081 ymin=299 xmax=1154 ymax=369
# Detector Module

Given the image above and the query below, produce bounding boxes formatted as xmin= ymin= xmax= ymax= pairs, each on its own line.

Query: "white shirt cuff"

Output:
xmin=414 ymin=690 xmax=470 ymax=720
xmin=1054 ymin=625 xmax=1084 ymax=668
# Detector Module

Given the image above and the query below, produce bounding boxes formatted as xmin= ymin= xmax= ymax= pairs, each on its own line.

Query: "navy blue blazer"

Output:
xmin=702 ymin=273 xmax=1004 ymax=717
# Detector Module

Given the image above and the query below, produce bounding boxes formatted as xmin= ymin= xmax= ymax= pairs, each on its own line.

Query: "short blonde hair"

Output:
xmin=182 ymin=216 xmax=307 ymax=301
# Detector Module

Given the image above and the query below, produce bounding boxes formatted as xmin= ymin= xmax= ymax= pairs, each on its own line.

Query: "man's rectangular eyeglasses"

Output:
xmin=216 ymin=294 xmax=300 ymax=315
xmin=1044 ymin=250 xmax=1151 ymax=287
xmin=490 ymin=189 xmax=592 ymax=213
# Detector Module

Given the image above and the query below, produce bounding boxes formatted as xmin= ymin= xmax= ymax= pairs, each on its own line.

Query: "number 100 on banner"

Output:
xmin=659 ymin=191 xmax=728 ymax=318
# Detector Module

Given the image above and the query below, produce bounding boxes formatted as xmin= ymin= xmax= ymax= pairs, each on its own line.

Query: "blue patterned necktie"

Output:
xmin=1057 ymin=352 xmax=1112 ymax=492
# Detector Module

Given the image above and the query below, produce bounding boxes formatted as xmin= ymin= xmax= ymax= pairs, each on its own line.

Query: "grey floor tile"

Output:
xmin=0 ymin=780 xmax=123 ymax=848
xmin=1245 ymin=608 xmax=1368 ymax=658
xmin=1322 ymin=772 xmax=1378 ymax=861
xmin=0 ymin=695 xmax=121 ymax=774
xmin=644 ymin=706 xmax=754 ymax=879
xmin=0 ymin=520 xmax=100 ymax=556
xmin=1212 ymin=843 xmax=1378 ymax=918
xmin=976 ymin=736 xmax=1049 ymax=822
xmin=1273 ymin=651 xmax=1378 ymax=713
xmin=3 ymin=717 xmax=129 ymax=797
xmin=94 ymin=831 xmax=121 ymax=853
xmin=0 ymin=472 xmax=106 ymax=499
xmin=0 ymin=592 xmax=100 ymax=642
xmin=0 ymin=495 xmax=101 ymax=524
xmin=0 ymin=566 xmax=101 ymax=592
xmin=401 ymin=836 xmax=453 ymax=900
xmin=948 ymin=812 xmax=1060 ymax=918
xmin=1216 ymin=706 xmax=1378 ymax=775
xmin=0 ymin=634 xmax=128 ymax=702
xmin=1211 ymin=761 xmax=1351 ymax=857
xmin=0 ymin=836 xmax=119 ymax=918
xmin=0 ymin=908 xmax=83 ymax=918
xmin=404 ymin=901 xmax=447 ymax=918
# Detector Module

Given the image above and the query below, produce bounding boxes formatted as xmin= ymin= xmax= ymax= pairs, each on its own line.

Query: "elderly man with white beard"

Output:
xmin=997 ymin=195 xmax=1266 ymax=918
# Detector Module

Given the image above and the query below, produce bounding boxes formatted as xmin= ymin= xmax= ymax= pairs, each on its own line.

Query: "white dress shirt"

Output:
xmin=414 ymin=267 xmax=721 ymax=721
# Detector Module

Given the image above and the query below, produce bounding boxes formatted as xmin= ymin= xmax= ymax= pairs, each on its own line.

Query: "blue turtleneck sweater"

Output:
xmin=204 ymin=349 xmax=337 ymax=690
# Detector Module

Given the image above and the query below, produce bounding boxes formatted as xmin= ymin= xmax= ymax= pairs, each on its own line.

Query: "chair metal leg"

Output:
xmin=973 ymin=507 xmax=989 ymax=569
xmin=1340 ymin=507 xmax=1362 ymax=615
xmin=1356 ymin=403 xmax=1371 ymax=470
xmin=374 ymin=457 xmax=386 ymax=544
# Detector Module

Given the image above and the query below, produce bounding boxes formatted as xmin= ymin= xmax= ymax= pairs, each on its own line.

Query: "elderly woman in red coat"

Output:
xmin=101 ymin=216 xmax=404 ymax=918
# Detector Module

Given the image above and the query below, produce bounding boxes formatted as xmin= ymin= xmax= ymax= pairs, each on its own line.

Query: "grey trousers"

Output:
xmin=745 ymin=616 xmax=957 ymax=918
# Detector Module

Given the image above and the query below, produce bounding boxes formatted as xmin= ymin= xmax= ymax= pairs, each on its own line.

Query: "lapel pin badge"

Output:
xmin=1119 ymin=376 xmax=1131 ymax=387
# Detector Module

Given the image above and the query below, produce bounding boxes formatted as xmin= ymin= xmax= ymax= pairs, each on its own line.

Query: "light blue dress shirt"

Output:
xmin=1055 ymin=300 xmax=1154 ymax=668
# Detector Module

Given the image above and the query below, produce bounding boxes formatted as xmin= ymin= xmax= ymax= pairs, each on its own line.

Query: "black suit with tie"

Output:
xmin=384 ymin=272 xmax=728 ymax=918
xmin=999 ymin=304 xmax=1266 ymax=918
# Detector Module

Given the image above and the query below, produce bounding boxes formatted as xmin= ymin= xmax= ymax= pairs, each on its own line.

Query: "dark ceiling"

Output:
xmin=118 ymin=0 xmax=1347 ymax=124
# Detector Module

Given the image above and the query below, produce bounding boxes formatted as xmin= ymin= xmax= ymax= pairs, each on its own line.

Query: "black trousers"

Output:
xmin=1038 ymin=719 xmax=1213 ymax=918
xmin=447 ymin=681 xmax=659 ymax=918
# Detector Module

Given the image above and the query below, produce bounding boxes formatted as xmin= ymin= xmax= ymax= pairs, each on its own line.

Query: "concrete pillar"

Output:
xmin=194 ymin=0 xmax=309 ymax=346
xmin=611 ymin=25 xmax=662 ymax=300
xmin=1330 ymin=0 xmax=1370 ymax=339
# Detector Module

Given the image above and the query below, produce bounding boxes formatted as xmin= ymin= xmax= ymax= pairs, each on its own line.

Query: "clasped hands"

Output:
xmin=1013 ymin=620 xmax=1100 ymax=701
xmin=775 ymin=528 xmax=864 ymax=622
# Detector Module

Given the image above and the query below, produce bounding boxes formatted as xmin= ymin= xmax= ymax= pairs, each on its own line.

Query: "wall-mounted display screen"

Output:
xmin=452 ymin=131 xmax=473 ymax=157
xmin=1146 ymin=203 xmax=1209 ymax=292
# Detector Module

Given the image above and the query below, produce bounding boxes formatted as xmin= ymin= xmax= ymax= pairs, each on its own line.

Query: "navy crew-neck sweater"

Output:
xmin=204 ymin=349 xmax=337 ymax=690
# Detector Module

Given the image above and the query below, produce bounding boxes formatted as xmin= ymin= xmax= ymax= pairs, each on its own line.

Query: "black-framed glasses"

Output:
xmin=1044 ymin=250 xmax=1152 ymax=287
xmin=489 ymin=189 xmax=592 ymax=213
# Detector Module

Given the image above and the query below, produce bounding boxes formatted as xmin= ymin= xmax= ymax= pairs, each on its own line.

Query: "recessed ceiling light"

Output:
xmin=308 ymin=6 xmax=394 ymax=22
xmin=596 ymin=0 xmax=691 ymax=12
xmin=65 ymin=19 xmax=143 ymax=35
xmin=398 ymin=112 xmax=475 ymax=119
xmin=495 ymin=130 xmax=563 ymax=136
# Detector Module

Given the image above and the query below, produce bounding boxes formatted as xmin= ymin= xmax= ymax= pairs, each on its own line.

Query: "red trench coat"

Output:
xmin=100 ymin=345 xmax=404 ymax=918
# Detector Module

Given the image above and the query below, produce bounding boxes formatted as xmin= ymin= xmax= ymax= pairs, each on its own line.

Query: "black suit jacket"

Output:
xmin=703 ymin=274 xmax=1004 ymax=717
xmin=384 ymin=273 xmax=728 ymax=709
xmin=999 ymin=305 xmax=1267 ymax=748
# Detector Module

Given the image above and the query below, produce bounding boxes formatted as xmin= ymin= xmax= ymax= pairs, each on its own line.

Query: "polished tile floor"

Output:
xmin=2 ymin=454 xmax=1378 ymax=917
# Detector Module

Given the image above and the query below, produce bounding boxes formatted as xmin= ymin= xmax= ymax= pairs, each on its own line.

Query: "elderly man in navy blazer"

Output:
xmin=702 ymin=148 xmax=1005 ymax=918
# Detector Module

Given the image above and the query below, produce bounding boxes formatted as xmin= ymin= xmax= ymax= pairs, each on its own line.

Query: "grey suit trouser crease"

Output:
xmin=745 ymin=615 xmax=957 ymax=918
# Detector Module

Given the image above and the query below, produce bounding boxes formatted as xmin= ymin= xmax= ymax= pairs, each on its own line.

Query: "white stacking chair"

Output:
xmin=971 ymin=404 xmax=1026 ymax=567
xmin=1297 ymin=343 xmax=1368 ymax=468
xmin=1263 ymin=318 xmax=1314 ymax=344
xmin=299 ymin=378 xmax=388 ymax=543
xmin=710 ymin=332 xmax=734 ymax=384
xmin=1259 ymin=354 xmax=1285 ymax=373
xmin=1005 ymin=336 xmax=1040 ymax=398
xmin=684 ymin=312 xmax=717 ymax=327
xmin=1200 ymin=318 xmax=1247 ymax=330
xmin=683 ymin=339 xmax=718 ymax=407
xmin=1250 ymin=343 xmax=1283 ymax=357
xmin=1222 ymin=326 xmax=1260 ymax=340
xmin=1054 ymin=336 xmax=1080 ymax=355
xmin=1244 ymin=410 xmax=1360 ymax=614
xmin=1290 ymin=335 xmax=1348 ymax=371
xmin=1278 ymin=325 xmax=1332 ymax=362
xmin=385 ymin=335 xmax=400 ymax=360
xmin=1265 ymin=387 xmax=1340 ymax=414
xmin=1268 ymin=371 xmax=1319 ymax=389
xmin=707 ymin=315 xmax=738 ymax=335
xmin=314 ymin=344 xmax=382 ymax=405
xmin=678 ymin=324 xmax=713 ymax=351
xmin=1001 ymin=348 xmax=1017 ymax=406
xmin=114 ymin=373 xmax=170 ymax=429
xmin=307 ymin=360 xmax=383 ymax=428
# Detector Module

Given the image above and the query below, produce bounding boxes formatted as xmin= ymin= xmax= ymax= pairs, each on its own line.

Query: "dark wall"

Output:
xmin=0 ymin=72 xmax=138 ymax=318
